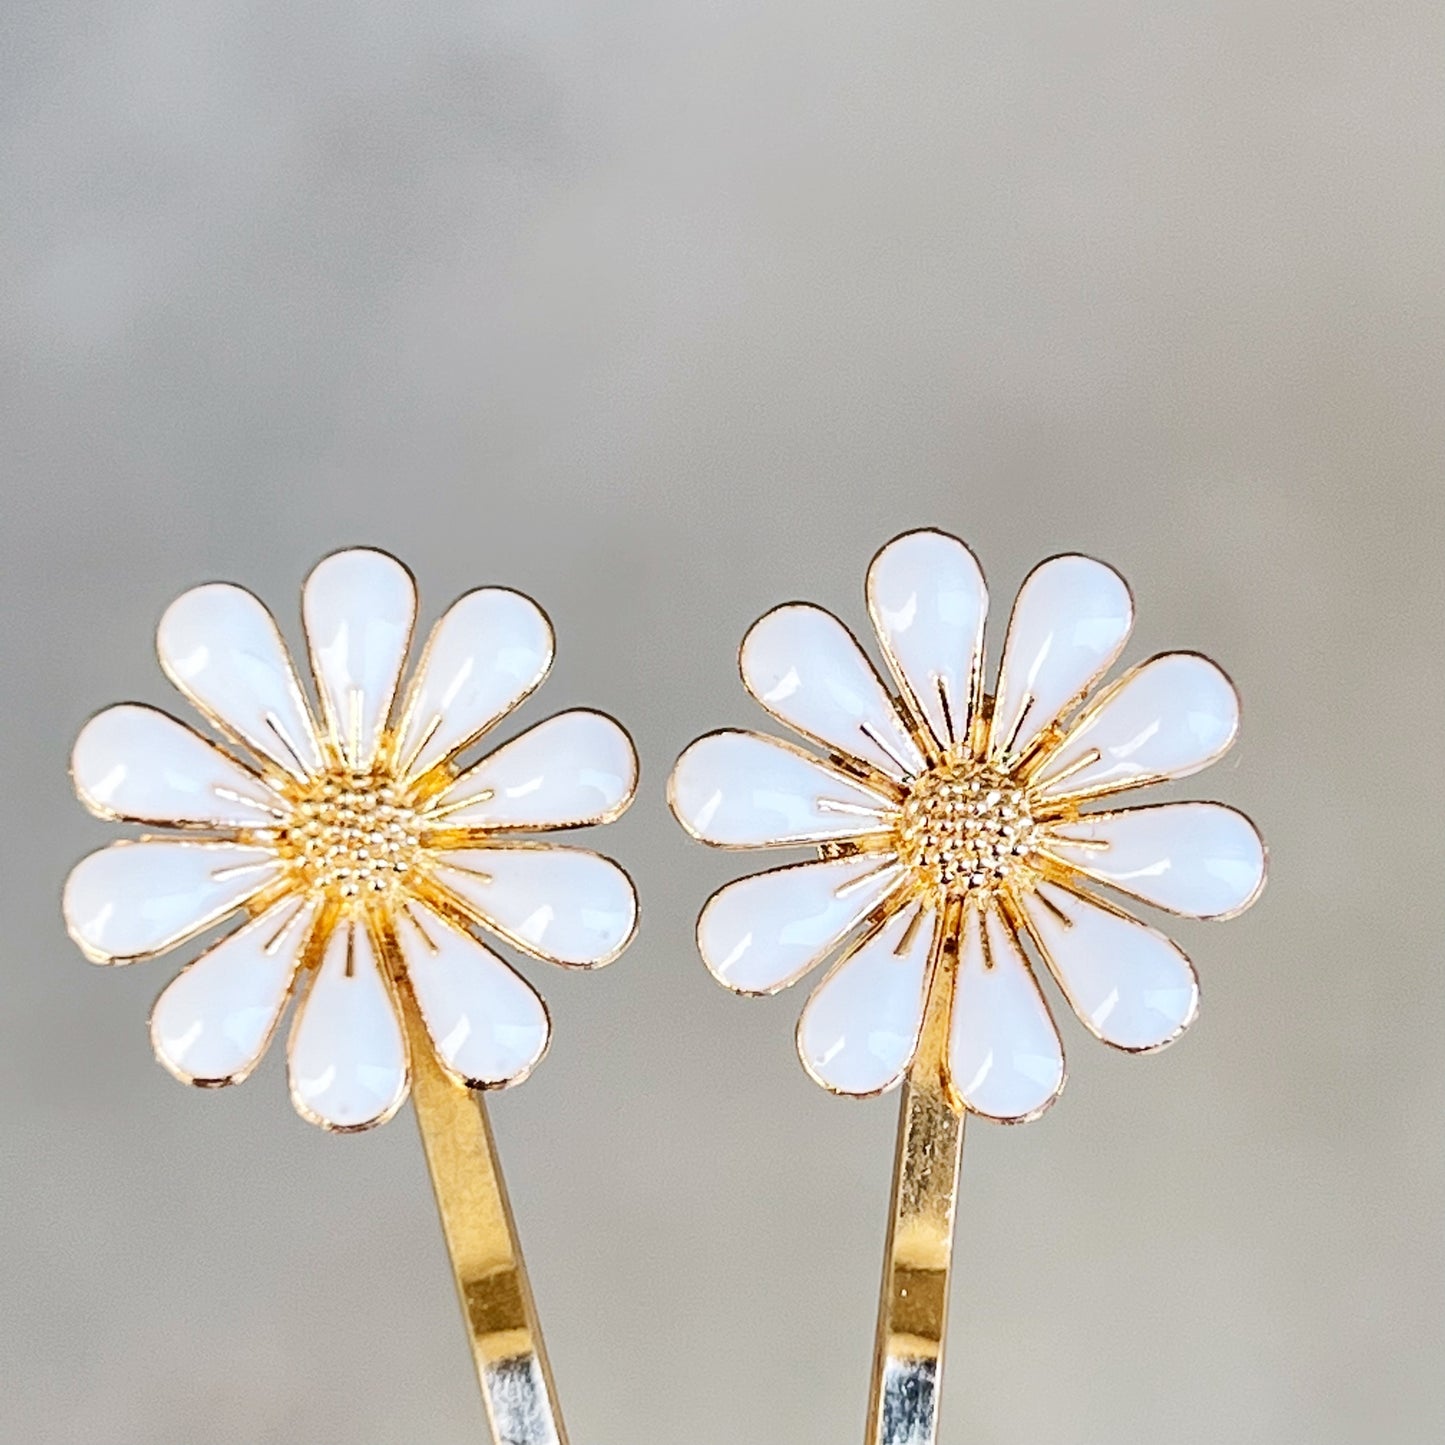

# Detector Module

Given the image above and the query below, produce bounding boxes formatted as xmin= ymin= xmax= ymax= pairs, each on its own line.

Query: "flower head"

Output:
xmin=65 ymin=548 xmax=638 ymax=1131
xmin=669 ymin=530 xmax=1265 ymax=1122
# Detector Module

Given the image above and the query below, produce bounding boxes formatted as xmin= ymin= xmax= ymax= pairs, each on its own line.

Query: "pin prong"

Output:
xmin=869 ymin=903 xmax=963 ymax=1445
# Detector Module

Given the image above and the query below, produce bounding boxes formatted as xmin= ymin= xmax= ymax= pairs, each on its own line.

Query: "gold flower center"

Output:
xmin=280 ymin=773 xmax=423 ymax=902
xmin=895 ymin=763 xmax=1037 ymax=897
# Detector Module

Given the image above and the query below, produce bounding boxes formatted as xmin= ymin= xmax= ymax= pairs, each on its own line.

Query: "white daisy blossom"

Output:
xmin=669 ymin=530 xmax=1265 ymax=1122
xmin=64 ymin=548 xmax=639 ymax=1132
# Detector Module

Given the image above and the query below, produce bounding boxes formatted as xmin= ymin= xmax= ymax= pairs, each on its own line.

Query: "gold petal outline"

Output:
xmin=149 ymin=896 xmax=321 ymax=1087
xmin=1036 ymin=799 xmax=1268 ymax=922
xmin=940 ymin=900 xmax=1068 ymax=1126
xmin=63 ymin=837 xmax=287 ymax=966
xmin=155 ymin=579 xmax=325 ymax=786
xmin=386 ymin=896 xmax=554 ymax=1093
xmin=71 ymin=701 xmax=287 ymax=830
xmin=987 ymin=552 xmax=1135 ymax=768
xmin=666 ymin=727 xmax=903 ymax=852
xmin=285 ymin=907 xmax=412 ymax=1134
xmin=738 ymin=600 xmax=926 ymax=785
xmin=1025 ymin=649 xmax=1241 ymax=805
xmin=420 ymin=842 xmax=641 ymax=971
xmin=390 ymin=585 xmax=556 ymax=788
xmin=696 ymin=850 xmax=909 ymax=998
xmin=795 ymin=899 xmax=943 ymax=1101
xmin=1009 ymin=877 xmax=1201 ymax=1057
xmin=423 ymin=707 xmax=639 ymax=832
xmin=864 ymin=527 xmax=990 ymax=765
xmin=299 ymin=547 xmax=420 ymax=774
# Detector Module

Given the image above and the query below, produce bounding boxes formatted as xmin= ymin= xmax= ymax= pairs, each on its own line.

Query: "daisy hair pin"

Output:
xmin=63 ymin=547 xmax=640 ymax=1445
xmin=668 ymin=529 xmax=1267 ymax=1445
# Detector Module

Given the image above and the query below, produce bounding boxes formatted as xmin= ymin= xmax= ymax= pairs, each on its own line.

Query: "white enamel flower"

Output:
xmin=669 ymin=530 xmax=1265 ymax=1122
xmin=64 ymin=548 xmax=639 ymax=1131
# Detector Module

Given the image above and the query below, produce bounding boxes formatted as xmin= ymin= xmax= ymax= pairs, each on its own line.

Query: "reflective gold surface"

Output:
xmin=408 ymin=1003 xmax=567 ymax=1445
xmin=868 ymin=914 xmax=965 ymax=1445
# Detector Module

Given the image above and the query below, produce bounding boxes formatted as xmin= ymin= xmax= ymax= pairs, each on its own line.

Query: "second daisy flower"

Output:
xmin=669 ymin=529 xmax=1265 ymax=1121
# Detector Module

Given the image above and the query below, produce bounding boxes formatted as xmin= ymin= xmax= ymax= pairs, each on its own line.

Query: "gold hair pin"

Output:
xmin=668 ymin=529 xmax=1266 ymax=1444
xmin=63 ymin=547 xmax=639 ymax=1445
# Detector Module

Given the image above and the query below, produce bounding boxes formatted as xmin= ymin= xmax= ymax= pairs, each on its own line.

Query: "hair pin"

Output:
xmin=63 ymin=547 xmax=639 ymax=1445
xmin=669 ymin=528 xmax=1266 ymax=1444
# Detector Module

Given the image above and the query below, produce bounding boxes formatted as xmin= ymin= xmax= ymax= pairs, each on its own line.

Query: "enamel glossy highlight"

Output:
xmin=741 ymin=603 xmax=924 ymax=780
xmin=73 ymin=705 xmax=282 ymax=828
xmin=798 ymin=906 xmax=936 ymax=1096
xmin=670 ymin=730 xmax=898 ymax=847
xmin=698 ymin=853 xmax=905 ymax=994
xmin=866 ymin=530 xmax=987 ymax=756
xmin=397 ymin=587 xmax=554 ymax=780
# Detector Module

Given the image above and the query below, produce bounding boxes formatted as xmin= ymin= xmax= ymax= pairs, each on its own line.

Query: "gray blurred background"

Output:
xmin=2 ymin=2 xmax=1441 ymax=1442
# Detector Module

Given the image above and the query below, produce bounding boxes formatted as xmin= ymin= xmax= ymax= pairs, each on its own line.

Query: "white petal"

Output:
xmin=158 ymin=582 xmax=322 ymax=780
xmin=288 ymin=918 xmax=408 ymax=1131
xmin=990 ymin=554 xmax=1133 ymax=764
xmin=947 ymin=907 xmax=1064 ymax=1122
xmin=430 ymin=711 xmax=636 ymax=830
xmin=302 ymin=548 xmax=417 ymax=772
xmin=151 ymin=900 xmax=316 ymax=1085
xmin=1021 ymin=883 xmax=1197 ymax=1050
xmin=1033 ymin=653 xmax=1239 ymax=801
xmin=63 ymin=841 xmax=283 ymax=964
xmin=797 ymin=904 xmax=937 ymax=1097
xmin=740 ymin=604 xmax=924 ymax=781
xmin=72 ymin=704 xmax=284 ymax=828
xmin=433 ymin=846 xmax=637 ymax=967
xmin=1045 ymin=802 xmax=1266 ymax=919
xmin=698 ymin=853 xmax=907 ymax=995
xmin=669 ymin=731 xmax=899 ymax=848
xmin=866 ymin=529 xmax=988 ymax=756
xmin=395 ymin=903 xmax=549 ymax=1088
xmin=396 ymin=588 xmax=554 ymax=780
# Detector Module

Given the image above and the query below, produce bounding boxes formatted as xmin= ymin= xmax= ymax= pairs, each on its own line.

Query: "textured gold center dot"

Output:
xmin=896 ymin=763 xmax=1037 ymax=897
xmin=282 ymin=773 xmax=422 ymax=902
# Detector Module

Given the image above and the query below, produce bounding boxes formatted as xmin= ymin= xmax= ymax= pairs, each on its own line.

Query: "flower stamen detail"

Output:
xmin=279 ymin=772 xmax=422 ymax=902
xmin=895 ymin=763 xmax=1037 ymax=898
